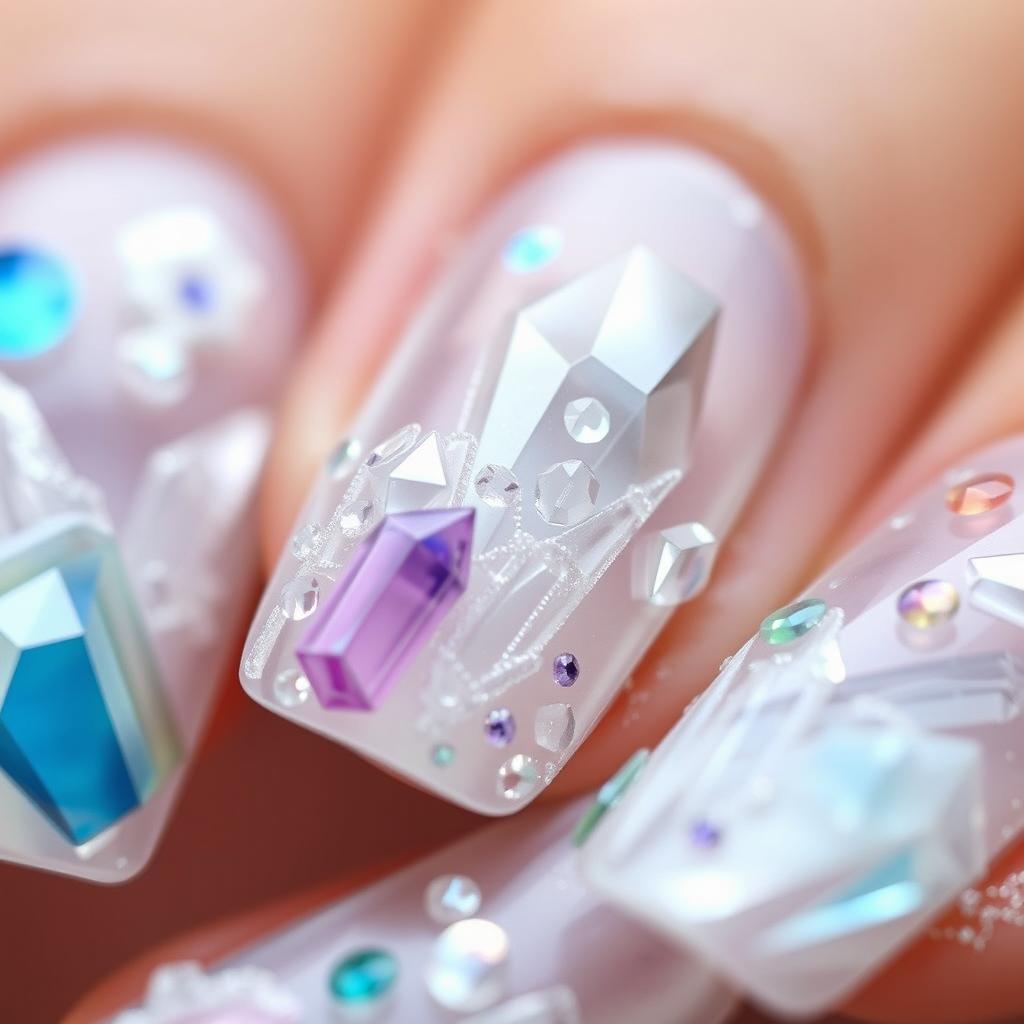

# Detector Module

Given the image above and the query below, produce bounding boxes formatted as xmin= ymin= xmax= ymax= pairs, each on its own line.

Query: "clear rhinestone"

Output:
xmin=290 ymin=522 xmax=322 ymax=560
xmin=633 ymin=522 xmax=717 ymax=605
xmin=339 ymin=499 xmax=375 ymax=533
xmin=474 ymin=464 xmax=520 ymax=509
xmin=425 ymin=874 xmax=482 ymax=924
xmin=327 ymin=437 xmax=363 ymax=480
xmin=117 ymin=326 xmax=193 ymax=405
xmin=280 ymin=576 xmax=319 ymax=620
xmin=424 ymin=919 xmax=509 ymax=1012
xmin=535 ymin=460 xmax=599 ymax=526
xmin=535 ymin=703 xmax=575 ymax=752
xmin=385 ymin=431 xmax=450 ymax=512
xmin=496 ymin=754 xmax=541 ymax=801
xmin=366 ymin=424 xmax=418 ymax=467
xmin=272 ymin=668 xmax=311 ymax=708
xmin=563 ymin=397 xmax=610 ymax=444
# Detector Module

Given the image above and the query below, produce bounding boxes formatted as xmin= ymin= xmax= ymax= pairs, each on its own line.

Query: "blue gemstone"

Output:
xmin=503 ymin=226 xmax=563 ymax=273
xmin=0 ymin=246 xmax=77 ymax=360
xmin=178 ymin=273 xmax=214 ymax=312
xmin=329 ymin=948 xmax=398 ymax=1005
xmin=0 ymin=521 xmax=180 ymax=844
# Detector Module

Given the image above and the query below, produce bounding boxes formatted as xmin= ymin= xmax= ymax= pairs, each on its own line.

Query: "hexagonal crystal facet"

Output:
xmin=535 ymin=460 xmax=599 ymax=526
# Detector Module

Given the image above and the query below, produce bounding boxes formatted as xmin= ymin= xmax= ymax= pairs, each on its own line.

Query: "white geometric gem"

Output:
xmin=386 ymin=430 xmax=450 ymax=512
xmin=563 ymin=397 xmax=611 ymax=444
xmin=535 ymin=460 xmax=599 ymax=526
xmin=968 ymin=553 xmax=1024 ymax=628
xmin=632 ymin=521 xmax=717 ymax=605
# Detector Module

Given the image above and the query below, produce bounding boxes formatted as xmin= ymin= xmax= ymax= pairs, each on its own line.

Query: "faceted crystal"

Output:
xmin=338 ymin=499 xmax=375 ymax=534
xmin=0 ymin=246 xmax=77 ymax=360
xmin=296 ymin=509 xmax=474 ymax=710
xmin=425 ymin=874 xmax=483 ymax=924
xmin=945 ymin=473 xmax=1014 ymax=516
xmin=897 ymin=579 xmax=959 ymax=629
xmin=968 ymin=554 xmax=1024 ymax=628
xmin=552 ymin=653 xmax=580 ymax=687
xmin=484 ymin=707 xmax=516 ymax=747
xmin=289 ymin=523 xmax=321 ymax=560
xmin=385 ymin=431 xmax=450 ymax=512
xmin=425 ymin=919 xmax=509 ymax=1012
xmin=272 ymin=669 xmax=310 ymax=709
xmin=0 ymin=520 xmax=179 ymax=844
xmin=329 ymin=949 xmax=398 ymax=1008
xmin=563 ymin=397 xmax=610 ymax=444
xmin=496 ymin=754 xmax=541 ymax=801
xmin=760 ymin=598 xmax=828 ymax=645
xmin=534 ymin=703 xmax=575 ymax=752
xmin=474 ymin=464 xmax=520 ymax=510
xmin=633 ymin=521 xmax=717 ymax=605
xmin=279 ymin=576 xmax=319 ymax=621
xmin=535 ymin=460 xmax=599 ymax=526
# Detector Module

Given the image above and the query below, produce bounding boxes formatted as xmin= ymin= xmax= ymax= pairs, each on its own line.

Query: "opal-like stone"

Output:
xmin=760 ymin=598 xmax=828 ymax=646
xmin=0 ymin=520 xmax=179 ymax=844
xmin=897 ymin=579 xmax=960 ymax=629
xmin=296 ymin=509 xmax=474 ymax=710
xmin=0 ymin=246 xmax=76 ymax=360
xmin=945 ymin=473 xmax=1014 ymax=516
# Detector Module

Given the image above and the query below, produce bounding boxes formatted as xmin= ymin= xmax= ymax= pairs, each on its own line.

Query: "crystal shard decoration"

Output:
xmin=385 ymin=431 xmax=451 ymax=512
xmin=470 ymin=247 xmax=717 ymax=548
xmin=296 ymin=509 xmax=474 ymax=710
xmin=0 ymin=521 xmax=179 ymax=844
xmin=967 ymin=553 xmax=1024 ymax=627
xmin=632 ymin=521 xmax=717 ymax=606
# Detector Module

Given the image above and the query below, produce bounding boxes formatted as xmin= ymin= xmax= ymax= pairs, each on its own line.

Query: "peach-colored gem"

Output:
xmin=945 ymin=473 xmax=1015 ymax=516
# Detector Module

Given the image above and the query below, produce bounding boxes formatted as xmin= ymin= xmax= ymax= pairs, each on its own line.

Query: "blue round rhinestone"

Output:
xmin=0 ymin=246 xmax=76 ymax=360
xmin=502 ymin=225 xmax=563 ymax=273
xmin=178 ymin=273 xmax=214 ymax=312
xmin=329 ymin=948 xmax=398 ymax=1006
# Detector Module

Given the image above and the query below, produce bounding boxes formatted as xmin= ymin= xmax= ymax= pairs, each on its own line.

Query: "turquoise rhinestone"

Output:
xmin=760 ymin=598 xmax=828 ymax=646
xmin=502 ymin=226 xmax=563 ymax=273
xmin=329 ymin=948 xmax=398 ymax=1006
xmin=0 ymin=246 xmax=77 ymax=360
xmin=431 ymin=743 xmax=455 ymax=767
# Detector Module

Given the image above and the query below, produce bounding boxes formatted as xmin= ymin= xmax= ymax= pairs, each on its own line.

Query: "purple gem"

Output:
xmin=484 ymin=708 xmax=516 ymax=746
xmin=553 ymin=652 xmax=580 ymax=687
xmin=179 ymin=273 xmax=214 ymax=311
xmin=689 ymin=820 xmax=721 ymax=849
xmin=296 ymin=509 xmax=474 ymax=710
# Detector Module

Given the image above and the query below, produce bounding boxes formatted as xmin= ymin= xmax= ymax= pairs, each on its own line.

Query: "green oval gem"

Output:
xmin=329 ymin=948 xmax=398 ymax=1005
xmin=760 ymin=598 xmax=828 ymax=646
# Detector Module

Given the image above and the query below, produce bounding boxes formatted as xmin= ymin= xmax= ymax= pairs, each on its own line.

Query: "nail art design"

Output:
xmin=116 ymin=797 xmax=735 ymax=1023
xmin=242 ymin=141 xmax=808 ymax=813
xmin=0 ymin=136 xmax=303 ymax=880
xmin=582 ymin=435 xmax=1024 ymax=1015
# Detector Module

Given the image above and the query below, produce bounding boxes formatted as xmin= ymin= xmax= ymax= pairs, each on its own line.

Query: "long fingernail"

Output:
xmin=114 ymin=794 xmax=735 ymax=1024
xmin=583 ymin=436 xmax=1024 ymax=1015
xmin=243 ymin=139 xmax=809 ymax=813
xmin=0 ymin=135 xmax=305 ymax=881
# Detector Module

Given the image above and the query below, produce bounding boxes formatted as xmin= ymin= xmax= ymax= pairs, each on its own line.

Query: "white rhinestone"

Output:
xmin=290 ymin=522 xmax=322 ymax=560
xmin=339 ymin=499 xmax=375 ymax=533
xmin=563 ymin=397 xmax=611 ymax=444
xmin=632 ymin=522 xmax=718 ymax=606
xmin=273 ymin=669 xmax=311 ymax=708
xmin=534 ymin=703 xmax=575 ymax=753
xmin=496 ymin=754 xmax=541 ymax=801
xmin=535 ymin=460 xmax=599 ymax=526
xmin=280 ymin=576 xmax=319 ymax=620
xmin=366 ymin=424 xmax=418 ymax=467
xmin=474 ymin=464 xmax=520 ymax=509
xmin=425 ymin=874 xmax=482 ymax=924
xmin=424 ymin=919 xmax=509 ymax=1012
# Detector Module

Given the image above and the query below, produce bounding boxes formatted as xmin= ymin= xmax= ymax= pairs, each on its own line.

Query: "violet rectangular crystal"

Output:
xmin=296 ymin=509 xmax=474 ymax=710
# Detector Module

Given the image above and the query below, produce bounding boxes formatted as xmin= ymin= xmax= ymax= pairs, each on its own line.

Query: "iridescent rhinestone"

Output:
xmin=897 ymin=579 xmax=960 ymax=629
xmin=760 ymin=598 xmax=828 ymax=646
xmin=290 ymin=522 xmax=322 ymax=560
xmin=484 ymin=708 xmax=516 ymax=747
xmin=424 ymin=919 xmax=509 ymax=1012
xmin=0 ymin=246 xmax=77 ymax=360
xmin=552 ymin=652 xmax=580 ymax=687
xmin=496 ymin=754 xmax=541 ymax=801
xmin=431 ymin=743 xmax=455 ymax=767
xmin=327 ymin=437 xmax=363 ymax=480
xmin=280 ymin=576 xmax=319 ymax=620
xmin=425 ymin=874 xmax=482 ymax=924
xmin=945 ymin=473 xmax=1015 ymax=516
xmin=563 ymin=397 xmax=611 ymax=444
xmin=535 ymin=460 xmax=599 ymax=526
xmin=338 ymin=499 xmax=375 ymax=533
xmin=535 ymin=703 xmax=575 ymax=753
xmin=272 ymin=668 xmax=311 ymax=708
xmin=474 ymin=464 xmax=520 ymax=509
xmin=503 ymin=225 xmax=563 ymax=273
xmin=329 ymin=949 xmax=398 ymax=1009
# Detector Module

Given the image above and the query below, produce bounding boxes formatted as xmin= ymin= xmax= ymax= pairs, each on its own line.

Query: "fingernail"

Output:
xmin=583 ymin=437 xmax=1024 ymax=1015
xmin=243 ymin=139 xmax=809 ymax=813
xmin=0 ymin=135 xmax=305 ymax=880
xmin=114 ymin=795 xmax=735 ymax=1023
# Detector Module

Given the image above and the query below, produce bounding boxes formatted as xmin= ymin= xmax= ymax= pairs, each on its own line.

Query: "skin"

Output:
xmin=0 ymin=1 xmax=1022 ymax=1020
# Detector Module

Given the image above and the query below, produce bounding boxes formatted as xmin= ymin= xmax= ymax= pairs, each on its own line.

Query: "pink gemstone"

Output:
xmin=296 ymin=509 xmax=474 ymax=710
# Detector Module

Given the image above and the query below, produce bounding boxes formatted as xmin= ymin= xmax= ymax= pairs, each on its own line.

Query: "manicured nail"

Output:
xmin=243 ymin=139 xmax=809 ymax=813
xmin=114 ymin=795 xmax=735 ymax=1023
xmin=582 ymin=435 xmax=1024 ymax=1016
xmin=0 ymin=135 xmax=304 ymax=881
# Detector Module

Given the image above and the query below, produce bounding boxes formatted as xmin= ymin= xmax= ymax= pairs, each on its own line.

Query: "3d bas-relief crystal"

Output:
xmin=0 ymin=520 xmax=179 ymax=844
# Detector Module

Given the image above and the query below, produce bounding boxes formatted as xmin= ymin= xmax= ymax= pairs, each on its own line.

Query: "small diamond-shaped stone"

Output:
xmin=535 ymin=460 xmax=599 ymax=526
xmin=632 ymin=522 xmax=717 ymax=606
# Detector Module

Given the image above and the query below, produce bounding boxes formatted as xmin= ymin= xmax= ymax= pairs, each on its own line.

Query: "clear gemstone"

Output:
xmin=117 ymin=325 xmax=194 ymax=405
xmin=897 ymin=580 xmax=959 ymax=629
xmin=496 ymin=754 xmax=541 ymax=801
xmin=534 ymin=703 xmax=575 ymax=752
xmin=327 ymin=437 xmax=363 ymax=480
xmin=968 ymin=554 xmax=1024 ymax=627
xmin=474 ymin=464 xmax=520 ymax=509
xmin=272 ymin=669 xmax=311 ymax=708
xmin=365 ymin=424 xmax=418 ymax=467
xmin=484 ymin=708 xmax=516 ymax=747
xmin=431 ymin=743 xmax=456 ymax=767
xmin=0 ymin=246 xmax=77 ymax=359
xmin=563 ymin=397 xmax=611 ymax=444
xmin=946 ymin=473 xmax=1014 ymax=516
xmin=553 ymin=652 xmax=580 ymax=687
xmin=503 ymin=226 xmax=562 ymax=273
xmin=289 ymin=522 xmax=321 ymax=560
xmin=424 ymin=919 xmax=509 ymax=1012
xmin=633 ymin=521 xmax=717 ymax=605
xmin=385 ymin=430 xmax=451 ymax=512
xmin=329 ymin=949 xmax=398 ymax=1006
xmin=338 ymin=499 xmax=375 ymax=534
xmin=535 ymin=460 xmax=599 ymax=526
xmin=760 ymin=598 xmax=829 ymax=645
xmin=280 ymin=576 xmax=319 ymax=620
xmin=425 ymin=874 xmax=482 ymax=924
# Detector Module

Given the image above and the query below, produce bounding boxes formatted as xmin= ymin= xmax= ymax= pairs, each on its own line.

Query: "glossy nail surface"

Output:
xmin=243 ymin=140 xmax=809 ymax=814
xmin=0 ymin=136 xmax=304 ymax=880
xmin=583 ymin=436 xmax=1024 ymax=1015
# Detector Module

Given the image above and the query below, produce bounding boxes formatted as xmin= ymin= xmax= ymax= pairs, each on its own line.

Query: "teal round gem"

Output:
xmin=760 ymin=598 xmax=828 ymax=646
xmin=329 ymin=948 xmax=398 ymax=1006
xmin=431 ymin=743 xmax=455 ymax=767
xmin=0 ymin=246 xmax=77 ymax=360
